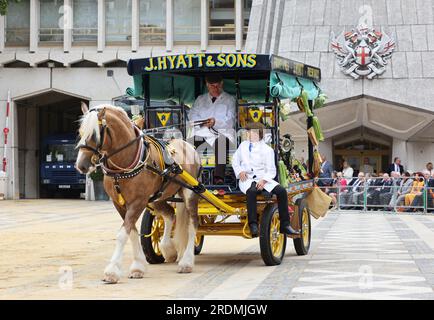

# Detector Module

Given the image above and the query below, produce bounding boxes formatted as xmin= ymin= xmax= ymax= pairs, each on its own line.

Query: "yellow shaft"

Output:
xmin=178 ymin=169 xmax=239 ymax=214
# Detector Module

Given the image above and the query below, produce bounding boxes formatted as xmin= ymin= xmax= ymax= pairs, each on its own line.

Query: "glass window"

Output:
xmin=106 ymin=0 xmax=132 ymax=43
xmin=139 ymin=0 xmax=165 ymax=44
xmin=5 ymin=0 xmax=30 ymax=46
xmin=243 ymin=0 xmax=252 ymax=40
xmin=209 ymin=0 xmax=235 ymax=41
xmin=73 ymin=0 xmax=97 ymax=42
xmin=44 ymin=144 xmax=78 ymax=163
xmin=40 ymin=0 xmax=64 ymax=43
xmin=174 ymin=0 xmax=200 ymax=42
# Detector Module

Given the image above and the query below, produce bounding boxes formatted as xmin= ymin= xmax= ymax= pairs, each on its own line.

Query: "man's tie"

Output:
xmin=249 ymin=143 xmax=253 ymax=152
xmin=211 ymin=97 xmax=217 ymax=103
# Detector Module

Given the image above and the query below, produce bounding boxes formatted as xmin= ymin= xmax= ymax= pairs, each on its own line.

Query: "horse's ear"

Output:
xmin=81 ymin=101 xmax=89 ymax=114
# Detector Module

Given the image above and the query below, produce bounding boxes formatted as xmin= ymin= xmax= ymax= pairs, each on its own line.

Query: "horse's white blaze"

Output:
xmin=128 ymin=229 xmax=147 ymax=277
xmin=160 ymin=216 xmax=177 ymax=263
xmin=104 ymin=226 xmax=128 ymax=282
xmin=177 ymin=220 xmax=196 ymax=273
xmin=77 ymin=109 xmax=100 ymax=147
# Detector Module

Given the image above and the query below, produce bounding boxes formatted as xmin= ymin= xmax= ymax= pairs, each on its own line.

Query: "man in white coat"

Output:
xmin=188 ymin=75 xmax=236 ymax=184
xmin=232 ymin=122 xmax=300 ymax=237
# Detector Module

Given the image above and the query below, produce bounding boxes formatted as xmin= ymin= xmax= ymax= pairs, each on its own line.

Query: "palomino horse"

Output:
xmin=75 ymin=103 xmax=201 ymax=284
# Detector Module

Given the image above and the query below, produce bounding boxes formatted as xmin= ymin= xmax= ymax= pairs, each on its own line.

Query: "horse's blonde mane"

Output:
xmin=77 ymin=104 xmax=126 ymax=147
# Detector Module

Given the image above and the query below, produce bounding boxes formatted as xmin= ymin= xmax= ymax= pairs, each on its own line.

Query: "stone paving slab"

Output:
xmin=0 ymin=200 xmax=434 ymax=299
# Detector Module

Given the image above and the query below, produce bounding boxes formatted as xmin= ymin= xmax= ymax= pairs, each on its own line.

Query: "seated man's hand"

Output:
xmin=239 ymin=171 xmax=248 ymax=182
xmin=203 ymin=117 xmax=215 ymax=128
xmin=256 ymin=179 xmax=267 ymax=190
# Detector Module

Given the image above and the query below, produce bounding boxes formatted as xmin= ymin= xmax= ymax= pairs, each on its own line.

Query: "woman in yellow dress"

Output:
xmin=404 ymin=173 xmax=425 ymax=207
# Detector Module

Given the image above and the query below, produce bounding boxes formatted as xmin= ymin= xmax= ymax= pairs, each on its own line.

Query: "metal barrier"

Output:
xmin=315 ymin=176 xmax=434 ymax=214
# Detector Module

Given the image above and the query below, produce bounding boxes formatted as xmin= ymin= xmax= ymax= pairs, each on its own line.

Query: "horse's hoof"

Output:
xmin=165 ymin=254 xmax=177 ymax=263
xmin=177 ymin=264 xmax=193 ymax=273
xmin=103 ymin=272 xmax=120 ymax=284
xmin=128 ymin=270 xmax=145 ymax=279
xmin=128 ymin=260 xmax=146 ymax=279
xmin=103 ymin=264 xmax=121 ymax=284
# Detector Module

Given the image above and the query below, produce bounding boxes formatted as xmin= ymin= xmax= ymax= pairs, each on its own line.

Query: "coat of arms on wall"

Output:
xmin=331 ymin=26 xmax=396 ymax=80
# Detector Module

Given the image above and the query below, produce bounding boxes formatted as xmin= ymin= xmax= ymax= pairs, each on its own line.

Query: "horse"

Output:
xmin=75 ymin=103 xmax=201 ymax=284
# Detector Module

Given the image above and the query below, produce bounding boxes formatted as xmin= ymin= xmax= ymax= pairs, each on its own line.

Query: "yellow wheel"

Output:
xmin=293 ymin=199 xmax=311 ymax=255
xmin=140 ymin=210 xmax=165 ymax=264
xmin=260 ymin=204 xmax=287 ymax=266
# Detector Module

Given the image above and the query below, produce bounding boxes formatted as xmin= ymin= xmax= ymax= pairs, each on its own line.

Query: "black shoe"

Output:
xmin=249 ymin=223 xmax=259 ymax=238
xmin=280 ymin=224 xmax=300 ymax=235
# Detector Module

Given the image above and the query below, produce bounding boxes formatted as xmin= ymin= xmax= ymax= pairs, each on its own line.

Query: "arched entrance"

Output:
xmin=333 ymin=127 xmax=391 ymax=175
xmin=14 ymin=89 xmax=89 ymax=199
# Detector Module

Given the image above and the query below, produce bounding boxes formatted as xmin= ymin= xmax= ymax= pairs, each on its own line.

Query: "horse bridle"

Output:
xmin=76 ymin=107 xmax=145 ymax=171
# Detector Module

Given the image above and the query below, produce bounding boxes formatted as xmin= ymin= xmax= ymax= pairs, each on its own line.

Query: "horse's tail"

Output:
xmin=173 ymin=201 xmax=189 ymax=259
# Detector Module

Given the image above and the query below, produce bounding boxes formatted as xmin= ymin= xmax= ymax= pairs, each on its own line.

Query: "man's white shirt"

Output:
xmin=187 ymin=91 xmax=236 ymax=145
xmin=232 ymin=140 xmax=279 ymax=194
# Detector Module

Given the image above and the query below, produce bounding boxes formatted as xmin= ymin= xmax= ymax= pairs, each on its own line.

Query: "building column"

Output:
xmin=392 ymin=138 xmax=408 ymax=171
xmin=97 ymin=0 xmax=105 ymax=52
xmin=63 ymin=0 xmax=73 ymax=52
xmin=131 ymin=0 xmax=139 ymax=52
xmin=200 ymin=0 xmax=208 ymax=51
xmin=0 ymin=15 xmax=5 ymax=52
xmin=166 ymin=0 xmax=173 ymax=52
xmin=29 ymin=0 xmax=40 ymax=53
xmin=235 ymin=0 xmax=243 ymax=51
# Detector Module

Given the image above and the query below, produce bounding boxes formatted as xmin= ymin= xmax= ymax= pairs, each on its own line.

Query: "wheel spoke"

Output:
xmin=270 ymin=211 xmax=284 ymax=257
xmin=151 ymin=216 xmax=164 ymax=256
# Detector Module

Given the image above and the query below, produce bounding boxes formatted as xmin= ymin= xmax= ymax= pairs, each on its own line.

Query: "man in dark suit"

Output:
xmin=387 ymin=157 xmax=404 ymax=175
xmin=318 ymin=154 xmax=333 ymax=187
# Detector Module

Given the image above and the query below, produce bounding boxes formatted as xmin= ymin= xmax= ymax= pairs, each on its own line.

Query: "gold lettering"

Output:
xmin=176 ymin=55 xmax=188 ymax=69
xmin=167 ymin=55 xmax=177 ymax=69
xmin=157 ymin=56 xmax=167 ymax=70
xmin=307 ymin=67 xmax=320 ymax=80
xmin=206 ymin=55 xmax=215 ymax=67
xmin=195 ymin=53 xmax=206 ymax=67
xmin=216 ymin=53 xmax=226 ymax=67
xmin=185 ymin=54 xmax=194 ymax=68
xmin=226 ymin=54 xmax=237 ymax=67
xmin=144 ymin=57 xmax=155 ymax=71
xmin=294 ymin=63 xmax=304 ymax=76
xmin=237 ymin=54 xmax=248 ymax=67
xmin=246 ymin=54 xmax=257 ymax=68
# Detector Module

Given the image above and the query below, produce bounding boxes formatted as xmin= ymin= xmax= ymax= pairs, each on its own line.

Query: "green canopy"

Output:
xmin=125 ymin=53 xmax=322 ymax=104
xmin=269 ymin=71 xmax=320 ymax=100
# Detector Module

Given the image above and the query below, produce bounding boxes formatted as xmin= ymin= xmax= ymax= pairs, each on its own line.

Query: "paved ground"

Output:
xmin=0 ymin=200 xmax=434 ymax=299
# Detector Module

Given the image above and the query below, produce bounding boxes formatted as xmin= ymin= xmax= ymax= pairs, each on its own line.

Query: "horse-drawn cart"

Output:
xmin=124 ymin=53 xmax=327 ymax=266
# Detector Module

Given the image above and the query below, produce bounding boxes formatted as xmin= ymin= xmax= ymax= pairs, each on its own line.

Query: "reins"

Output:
xmin=77 ymin=108 xmax=148 ymax=175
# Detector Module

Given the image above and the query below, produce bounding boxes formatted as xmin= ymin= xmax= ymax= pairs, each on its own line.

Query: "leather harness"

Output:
xmin=76 ymin=107 xmax=185 ymax=206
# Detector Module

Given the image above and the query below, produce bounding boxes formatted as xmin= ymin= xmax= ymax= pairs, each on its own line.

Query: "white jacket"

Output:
xmin=187 ymin=91 xmax=236 ymax=145
xmin=231 ymin=140 xmax=279 ymax=194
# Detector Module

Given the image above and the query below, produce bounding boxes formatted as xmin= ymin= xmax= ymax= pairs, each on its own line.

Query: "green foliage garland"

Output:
xmin=0 ymin=0 xmax=21 ymax=16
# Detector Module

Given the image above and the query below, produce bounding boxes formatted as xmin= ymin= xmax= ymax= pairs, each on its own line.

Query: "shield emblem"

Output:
xmin=249 ymin=109 xmax=263 ymax=122
xmin=157 ymin=112 xmax=171 ymax=126
xmin=355 ymin=46 xmax=371 ymax=66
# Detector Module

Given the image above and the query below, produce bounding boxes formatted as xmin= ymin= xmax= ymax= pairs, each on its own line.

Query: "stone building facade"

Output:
xmin=247 ymin=0 xmax=434 ymax=176
xmin=1 ymin=0 xmax=434 ymax=199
